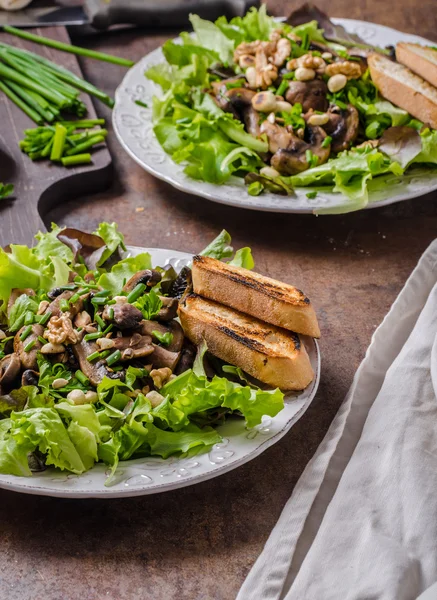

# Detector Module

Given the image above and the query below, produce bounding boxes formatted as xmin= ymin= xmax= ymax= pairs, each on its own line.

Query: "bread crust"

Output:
xmin=368 ymin=53 xmax=437 ymax=129
xmin=178 ymin=294 xmax=314 ymax=391
xmin=191 ymin=255 xmax=320 ymax=338
xmin=396 ymin=43 xmax=437 ymax=89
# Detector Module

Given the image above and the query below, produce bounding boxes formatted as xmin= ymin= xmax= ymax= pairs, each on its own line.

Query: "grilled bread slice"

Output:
xmin=368 ymin=53 xmax=437 ymax=129
xmin=178 ymin=294 xmax=314 ymax=390
xmin=191 ymin=255 xmax=320 ymax=338
xmin=396 ymin=43 xmax=437 ymax=88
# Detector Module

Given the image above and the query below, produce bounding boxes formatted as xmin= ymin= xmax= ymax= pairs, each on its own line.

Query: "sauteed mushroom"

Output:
xmin=0 ymin=353 xmax=21 ymax=389
xmin=323 ymin=104 xmax=360 ymax=152
xmin=149 ymin=345 xmax=181 ymax=370
xmin=112 ymin=333 xmax=155 ymax=361
xmin=102 ymin=303 xmax=143 ymax=330
xmin=157 ymin=297 xmax=178 ymax=322
xmin=266 ymin=124 xmax=331 ymax=175
xmin=14 ymin=324 xmax=44 ymax=370
xmin=285 ymin=79 xmax=329 ymax=113
xmin=122 ymin=269 xmax=162 ymax=293
xmin=21 ymin=369 xmax=39 ymax=387
xmin=139 ymin=320 xmax=184 ymax=353
xmin=72 ymin=339 xmax=115 ymax=387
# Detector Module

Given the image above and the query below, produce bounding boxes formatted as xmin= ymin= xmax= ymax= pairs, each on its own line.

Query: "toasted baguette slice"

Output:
xmin=191 ymin=255 xmax=320 ymax=338
xmin=396 ymin=43 xmax=437 ymax=88
xmin=368 ymin=53 xmax=437 ymax=129
xmin=178 ymin=294 xmax=314 ymax=391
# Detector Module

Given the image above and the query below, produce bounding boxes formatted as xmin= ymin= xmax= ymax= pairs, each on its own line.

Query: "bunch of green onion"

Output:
xmin=20 ymin=119 xmax=107 ymax=166
xmin=0 ymin=26 xmax=134 ymax=125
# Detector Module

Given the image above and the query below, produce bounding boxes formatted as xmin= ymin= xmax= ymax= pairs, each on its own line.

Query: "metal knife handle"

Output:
xmin=84 ymin=0 xmax=260 ymax=30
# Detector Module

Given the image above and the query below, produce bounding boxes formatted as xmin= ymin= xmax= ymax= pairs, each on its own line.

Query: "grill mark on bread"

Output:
xmin=218 ymin=326 xmax=271 ymax=353
xmin=193 ymin=255 xmax=310 ymax=305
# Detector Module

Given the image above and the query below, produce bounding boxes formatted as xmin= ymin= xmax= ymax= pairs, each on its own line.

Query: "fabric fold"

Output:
xmin=237 ymin=240 xmax=437 ymax=600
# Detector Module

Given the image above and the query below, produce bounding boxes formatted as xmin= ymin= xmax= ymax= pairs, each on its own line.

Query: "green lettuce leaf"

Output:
xmin=214 ymin=5 xmax=278 ymax=44
xmin=97 ymin=253 xmax=152 ymax=296
xmin=200 ymin=229 xmax=233 ymax=259
xmin=189 ymin=14 xmax=234 ymax=64
xmin=229 ymin=247 xmax=255 ymax=269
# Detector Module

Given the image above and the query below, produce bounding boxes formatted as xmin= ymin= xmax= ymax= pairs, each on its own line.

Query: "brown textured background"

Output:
xmin=2 ymin=2 xmax=437 ymax=599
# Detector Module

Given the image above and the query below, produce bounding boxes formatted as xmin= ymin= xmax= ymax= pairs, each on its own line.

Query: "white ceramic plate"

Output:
xmin=0 ymin=246 xmax=321 ymax=498
xmin=113 ymin=19 xmax=437 ymax=214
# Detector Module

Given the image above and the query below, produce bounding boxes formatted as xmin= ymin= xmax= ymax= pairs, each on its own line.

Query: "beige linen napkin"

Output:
xmin=237 ymin=240 xmax=437 ymax=600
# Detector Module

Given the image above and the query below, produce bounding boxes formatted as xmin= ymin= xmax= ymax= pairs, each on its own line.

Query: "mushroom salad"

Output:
xmin=0 ymin=225 xmax=284 ymax=483
xmin=147 ymin=5 xmax=437 ymax=212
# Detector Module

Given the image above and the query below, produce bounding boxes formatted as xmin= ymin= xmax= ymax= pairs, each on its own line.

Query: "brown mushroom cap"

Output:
xmin=47 ymin=290 xmax=86 ymax=318
xmin=72 ymin=339 xmax=117 ymax=387
xmin=122 ymin=270 xmax=162 ymax=293
xmin=285 ymin=80 xmax=329 ymax=113
xmin=103 ymin=303 xmax=143 ymax=330
xmin=270 ymin=125 xmax=331 ymax=175
xmin=157 ymin=297 xmax=178 ymax=322
xmin=149 ymin=345 xmax=181 ymax=371
xmin=323 ymin=104 xmax=360 ymax=152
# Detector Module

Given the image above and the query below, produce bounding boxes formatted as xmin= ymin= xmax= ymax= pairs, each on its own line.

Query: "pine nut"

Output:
xmin=0 ymin=329 xmax=6 ymax=340
xmin=275 ymin=100 xmax=292 ymax=113
xmin=67 ymin=389 xmax=87 ymax=405
xmin=251 ymin=91 xmax=277 ymax=112
xmin=245 ymin=66 xmax=257 ymax=88
xmin=322 ymin=52 xmax=333 ymax=60
xmin=328 ymin=73 xmax=347 ymax=93
xmin=267 ymin=112 xmax=276 ymax=123
xmin=307 ymin=113 xmax=330 ymax=126
xmin=85 ymin=391 xmax=99 ymax=404
xmin=295 ymin=67 xmax=315 ymax=81
xmin=260 ymin=166 xmax=281 ymax=178
xmin=52 ymin=378 xmax=69 ymax=390
xmin=41 ymin=342 xmax=65 ymax=354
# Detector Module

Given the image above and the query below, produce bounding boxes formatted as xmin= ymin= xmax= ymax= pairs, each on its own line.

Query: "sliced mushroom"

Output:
xmin=243 ymin=106 xmax=261 ymax=138
xmin=0 ymin=353 xmax=21 ymax=387
xmin=149 ymin=344 xmax=181 ymax=371
xmin=174 ymin=339 xmax=197 ymax=375
xmin=122 ymin=270 xmax=162 ymax=293
xmin=14 ymin=324 xmax=44 ymax=370
xmin=112 ymin=333 xmax=154 ymax=361
xmin=102 ymin=303 xmax=143 ymax=330
xmin=323 ymin=104 xmax=360 ymax=152
xmin=138 ymin=320 xmax=184 ymax=353
xmin=260 ymin=120 xmax=294 ymax=154
xmin=72 ymin=339 xmax=116 ymax=387
xmin=157 ymin=297 xmax=178 ymax=322
xmin=47 ymin=290 xmax=86 ymax=318
xmin=21 ymin=369 xmax=39 ymax=387
xmin=270 ymin=125 xmax=331 ymax=175
xmin=285 ymin=80 xmax=329 ymax=113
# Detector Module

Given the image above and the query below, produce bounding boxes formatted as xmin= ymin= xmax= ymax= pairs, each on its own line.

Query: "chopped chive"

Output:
xmin=60 ymin=284 xmax=77 ymax=290
xmin=103 ymin=324 xmax=113 ymax=335
xmin=95 ymin=314 xmax=106 ymax=329
xmin=87 ymin=351 xmax=101 ymax=362
xmin=61 ymin=154 xmax=92 ymax=167
xmin=134 ymin=100 xmax=149 ymax=108
xmin=69 ymin=292 xmax=80 ymax=304
xmin=65 ymin=135 xmax=105 ymax=156
xmin=24 ymin=311 xmax=34 ymax=325
xmin=77 ymin=288 xmax=90 ymax=296
xmin=50 ymin=123 xmax=68 ymax=161
xmin=276 ymin=79 xmax=289 ymax=97
xmin=38 ymin=336 xmax=47 ymax=345
xmin=106 ymin=349 xmax=121 ymax=366
xmin=60 ymin=298 xmax=70 ymax=312
xmin=127 ymin=283 xmax=146 ymax=303
xmin=106 ymin=299 xmax=116 ymax=305
xmin=84 ymin=332 xmax=102 ymax=342
xmin=99 ymin=350 xmax=111 ymax=360
xmin=60 ymin=119 xmax=105 ymax=128
xmin=20 ymin=325 xmax=33 ymax=341
xmin=38 ymin=310 xmax=52 ymax=325
xmin=75 ymin=370 xmax=90 ymax=386
xmin=91 ymin=296 xmax=107 ymax=305
xmin=93 ymin=289 xmax=110 ymax=297
xmin=108 ymin=308 xmax=114 ymax=321
xmin=322 ymin=135 xmax=332 ymax=148
xmin=24 ymin=340 xmax=36 ymax=352
xmin=0 ymin=80 xmax=43 ymax=124
xmin=306 ymin=191 xmax=318 ymax=199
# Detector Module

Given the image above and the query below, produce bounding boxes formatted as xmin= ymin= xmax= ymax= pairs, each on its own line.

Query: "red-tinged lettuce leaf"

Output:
xmin=379 ymin=126 xmax=422 ymax=168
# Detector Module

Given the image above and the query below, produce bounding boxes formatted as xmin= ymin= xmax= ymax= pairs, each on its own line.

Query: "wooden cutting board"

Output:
xmin=0 ymin=26 xmax=112 ymax=248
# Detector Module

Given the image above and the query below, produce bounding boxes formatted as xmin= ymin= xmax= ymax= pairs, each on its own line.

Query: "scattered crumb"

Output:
xmin=382 ymin=235 xmax=386 ymax=239
xmin=135 ymin=207 xmax=145 ymax=213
